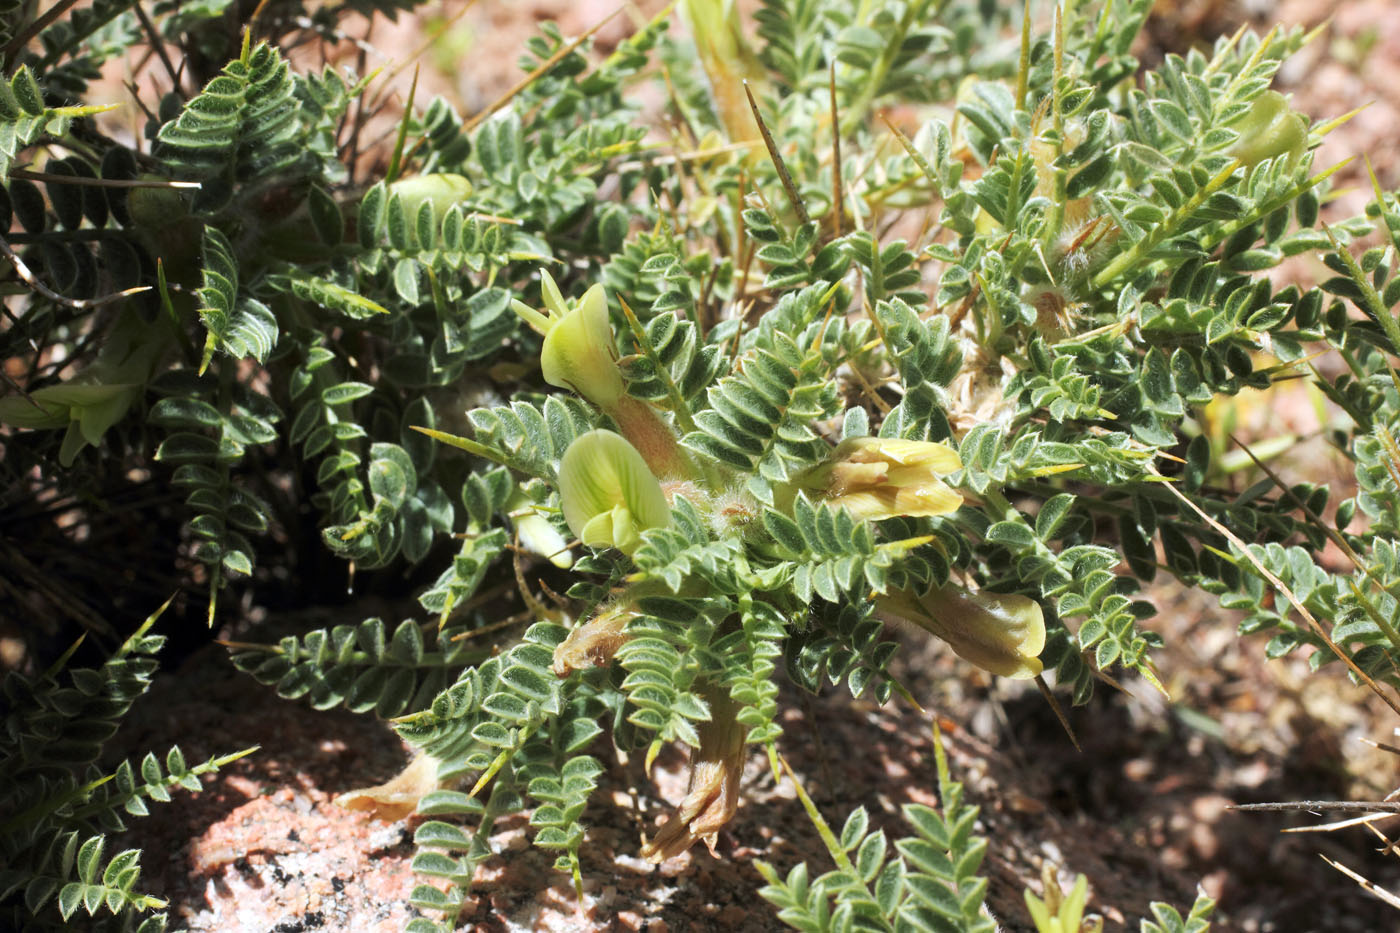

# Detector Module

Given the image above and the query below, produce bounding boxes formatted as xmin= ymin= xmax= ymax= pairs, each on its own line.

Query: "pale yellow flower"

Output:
xmin=558 ymin=429 xmax=670 ymax=555
xmin=511 ymin=271 xmax=625 ymax=410
xmin=507 ymin=490 xmax=572 ymax=569
xmin=878 ymin=583 xmax=1046 ymax=679
xmin=806 ymin=437 xmax=963 ymax=520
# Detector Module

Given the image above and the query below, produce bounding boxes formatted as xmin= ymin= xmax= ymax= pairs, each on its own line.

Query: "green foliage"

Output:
xmin=156 ymin=41 xmax=308 ymax=213
xmin=3 ymin=0 xmax=1398 ymax=930
xmin=757 ymin=729 xmax=994 ymax=932
xmin=229 ymin=616 xmax=482 ymax=716
xmin=0 ymin=66 xmax=104 ymax=179
xmin=0 ymin=602 xmax=249 ymax=931
xmin=1024 ymin=871 xmax=1215 ymax=933
xmin=1140 ymin=892 xmax=1216 ymax=933
xmin=683 ymin=318 xmax=841 ymax=481
xmin=390 ymin=621 xmax=605 ymax=924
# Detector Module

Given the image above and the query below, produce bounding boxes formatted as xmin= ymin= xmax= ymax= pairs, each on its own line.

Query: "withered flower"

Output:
xmin=334 ymin=752 xmax=445 ymax=822
xmin=552 ymin=603 xmax=636 ymax=677
xmin=642 ymin=687 xmax=747 ymax=862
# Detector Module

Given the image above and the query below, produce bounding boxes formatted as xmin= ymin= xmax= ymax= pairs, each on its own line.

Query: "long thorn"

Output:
xmin=828 ymin=62 xmax=843 ymax=239
xmin=385 ymin=63 xmax=419 ymax=184
xmin=1034 ymin=674 xmax=1080 ymax=751
xmin=744 ymin=81 xmax=810 ymax=227
xmin=10 ymin=169 xmax=200 ymax=190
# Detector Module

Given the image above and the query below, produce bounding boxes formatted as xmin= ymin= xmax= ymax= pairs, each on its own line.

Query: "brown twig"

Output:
xmin=122 ymin=81 xmax=160 ymax=148
xmin=1231 ymin=800 xmax=1400 ymax=813
xmin=2 ymin=0 xmax=85 ymax=70
xmin=0 ymin=300 xmax=38 ymax=350
xmin=10 ymin=169 xmax=200 ymax=190
xmin=131 ymin=0 xmax=181 ymax=95
xmin=0 ymin=231 xmax=151 ymax=309
xmin=0 ymin=540 xmax=117 ymax=639
xmin=0 ymin=366 xmax=43 ymax=412
xmin=1034 ymin=673 xmax=1080 ymax=751
xmin=343 ymin=39 xmax=371 ymax=185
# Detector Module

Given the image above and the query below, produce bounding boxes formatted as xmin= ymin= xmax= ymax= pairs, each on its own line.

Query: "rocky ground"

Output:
xmin=110 ymin=1 xmax=1400 ymax=931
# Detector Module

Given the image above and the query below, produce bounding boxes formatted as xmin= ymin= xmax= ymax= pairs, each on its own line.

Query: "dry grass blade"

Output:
xmin=614 ymin=140 xmax=758 ymax=173
xmin=1362 ymin=814 xmax=1400 ymax=859
xmin=462 ymin=8 xmax=622 ymax=134
xmin=448 ymin=609 xmax=535 ymax=642
xmin=1280 ymin=812 xmax=1399 ymax=833
xmin=1321 ymin=854 xmax=1400 ymax=911
xmin=381 ymin=0 xmax=483 ymax=84
xmin=464 ymin=211 xmax=522 ymax=226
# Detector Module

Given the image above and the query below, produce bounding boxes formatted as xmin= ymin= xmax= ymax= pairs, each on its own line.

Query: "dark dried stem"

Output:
xmin=3 ymin=0 xmax=84 ymax=71
xmin=744 ymin=80 xmax=810 ymax=227
xmin=828 ymin=62 xmax=842 ymax=239
xmin=132 ymin=0 xmax=181 ymax=95
xmin=0 ymin=232 xmax=151 ymax=309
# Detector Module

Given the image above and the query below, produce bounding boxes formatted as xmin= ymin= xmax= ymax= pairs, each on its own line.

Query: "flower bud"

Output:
xmin=802 ymin=437 xmax=963 ymax=520
xmin=512 ymin=271 xmax=625 ymax=410
xmin=387 ymin=173 xmax=473 ymax=221
xmin=507 ymin=490 xmax=572 ymax=569
xmin=878 ymin=583 xmax=1045 ymax=679
xmin=1226 ymin=91 xmax=1307 ymax=169
xmin=558 ymin=429 xmax=670 ymax=555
